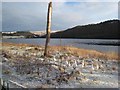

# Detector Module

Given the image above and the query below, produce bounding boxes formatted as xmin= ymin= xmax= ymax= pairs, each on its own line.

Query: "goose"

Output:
xmin=92 ymin=59 xmax=100 ymax=71
xmin=92 ymin=63 xmax=95 ymax=70
xmin=82 ymin=60 xmax=85 ymax=68
xmin=74 ymin=60 xmax=77 ymax=67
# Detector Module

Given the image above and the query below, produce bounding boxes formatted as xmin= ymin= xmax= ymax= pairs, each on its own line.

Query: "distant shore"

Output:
xmin=74 ymin=41 xmax=120 ymax=46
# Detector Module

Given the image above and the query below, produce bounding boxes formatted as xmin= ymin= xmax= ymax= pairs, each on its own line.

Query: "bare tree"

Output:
xmin=44 ymin=1 xmax=52 ymax=56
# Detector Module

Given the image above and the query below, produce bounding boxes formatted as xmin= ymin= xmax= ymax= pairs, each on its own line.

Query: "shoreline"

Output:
xmin=75 ymin=42 xmax=120 ymax=46
xmin=2 ymin=38 xmax=120 ymax=46
xmin=1 ymin=42 xmax=119 ymax=60
xmin=1 ymin=42 xmax=119 ymax=88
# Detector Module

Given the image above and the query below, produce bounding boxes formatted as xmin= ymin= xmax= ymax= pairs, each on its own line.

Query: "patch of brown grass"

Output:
xmin=2 ymin=42 xmax=120 ymax=60
xmin=49 ymin=45 xmax=119 ymax=60
xmin=2 ymin=42 xmax=38 ymax=47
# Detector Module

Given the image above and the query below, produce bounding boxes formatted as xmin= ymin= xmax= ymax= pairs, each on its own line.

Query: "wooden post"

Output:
xmin=44 ymin=1 xmax=52 ymax=56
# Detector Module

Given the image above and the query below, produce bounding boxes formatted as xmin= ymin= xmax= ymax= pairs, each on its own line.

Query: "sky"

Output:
xmin=1 ymin=0 xmax=119 ymax=32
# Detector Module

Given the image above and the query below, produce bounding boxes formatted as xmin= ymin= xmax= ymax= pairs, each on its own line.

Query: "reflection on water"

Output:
xmin=2 ymin=38 xmax=119 ymax=54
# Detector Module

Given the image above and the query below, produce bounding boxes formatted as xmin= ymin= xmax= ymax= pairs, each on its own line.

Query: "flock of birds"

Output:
xmin=65 ymin=58 xmax=105 ymax=70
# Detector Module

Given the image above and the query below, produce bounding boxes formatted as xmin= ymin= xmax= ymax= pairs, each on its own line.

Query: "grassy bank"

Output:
xmin=1 ymin=42 xmax=119 ymax=88
xmin=1 ymin=42 xmax=119 ymax=60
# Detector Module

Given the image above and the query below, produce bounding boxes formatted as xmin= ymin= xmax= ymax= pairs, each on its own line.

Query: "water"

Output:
xmin=2 ymin=38 xmax=119 ymax=54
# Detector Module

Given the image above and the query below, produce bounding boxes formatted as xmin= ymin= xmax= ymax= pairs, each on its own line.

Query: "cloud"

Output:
xmin=2 ymin=2 xmax=48 ymax=31
xmin=2 ymin=2 xmax=118 ymax=31
xmin=52 ymin=2 xmax=118 ymax=30
xmin=2 ymin=0 xmax=120 ymax=2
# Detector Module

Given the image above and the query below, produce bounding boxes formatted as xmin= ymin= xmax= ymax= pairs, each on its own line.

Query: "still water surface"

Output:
xmin=2 ymin=38 xmax=119 ymax=54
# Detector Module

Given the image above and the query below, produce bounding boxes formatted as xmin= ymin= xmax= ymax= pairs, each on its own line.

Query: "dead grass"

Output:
xmin=49 ymin=45 xmax=119 ymax=60
xmin=2 ymin=42 xmax=120 ymax=60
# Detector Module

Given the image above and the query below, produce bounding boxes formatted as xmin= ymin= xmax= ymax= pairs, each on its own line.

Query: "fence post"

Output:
xmin=44 ymin=1 xmax=52 ymax=56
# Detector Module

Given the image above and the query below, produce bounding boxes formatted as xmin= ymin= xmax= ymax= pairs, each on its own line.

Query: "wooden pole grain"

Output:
xmin=44 ymin=1 xmax=52 ymax=56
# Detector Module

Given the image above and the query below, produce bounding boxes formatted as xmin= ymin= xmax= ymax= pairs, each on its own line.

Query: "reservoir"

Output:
xmin=2 ymin=38 xmax=119 ymax=54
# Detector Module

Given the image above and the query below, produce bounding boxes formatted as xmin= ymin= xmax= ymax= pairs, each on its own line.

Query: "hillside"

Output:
xmin=46 ymin=20 xmax=119 ymax=39
xmin=2 ymin=31 xmax=40 ymax=38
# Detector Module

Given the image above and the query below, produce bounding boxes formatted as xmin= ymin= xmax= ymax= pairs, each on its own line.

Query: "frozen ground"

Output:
xmin=0 ymin=43 xmax=119 ymax=88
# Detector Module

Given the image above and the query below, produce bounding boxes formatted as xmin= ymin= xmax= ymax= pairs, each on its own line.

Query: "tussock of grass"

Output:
xmin=2 ymin=42 xmax=120 ymax=60
xmin=49 ymin=45 xmax=119 ymax=60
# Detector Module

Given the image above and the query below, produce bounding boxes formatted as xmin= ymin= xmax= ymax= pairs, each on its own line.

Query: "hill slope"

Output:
xmin=49 ymin=20 xmax=119 ymax=39
xmin=2 ymin=31 xmax=40 ymax=38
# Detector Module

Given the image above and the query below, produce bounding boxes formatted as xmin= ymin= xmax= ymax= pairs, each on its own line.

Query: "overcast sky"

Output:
xmin=2 ymin=1 xmax=119 ymax=31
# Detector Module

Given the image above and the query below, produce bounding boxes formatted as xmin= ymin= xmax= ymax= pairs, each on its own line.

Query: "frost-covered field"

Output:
xmin=1 ymin=43 xmax=119 ymax=88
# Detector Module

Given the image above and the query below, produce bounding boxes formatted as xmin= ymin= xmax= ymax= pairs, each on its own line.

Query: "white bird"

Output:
xmin=82 ymin=60 xmax=85 ymax=68
xmin=65 ymin=60 xmax=68 ymax=65
xmin=74 ymin=60 xmax=77 ymax=67
xmin=96 ymin=63 xmax=99 ymax=70
xmin=68 ymin=61 xmax=71 ymax=67
xmin=92 ymin=63 xmax=95 ymax=70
